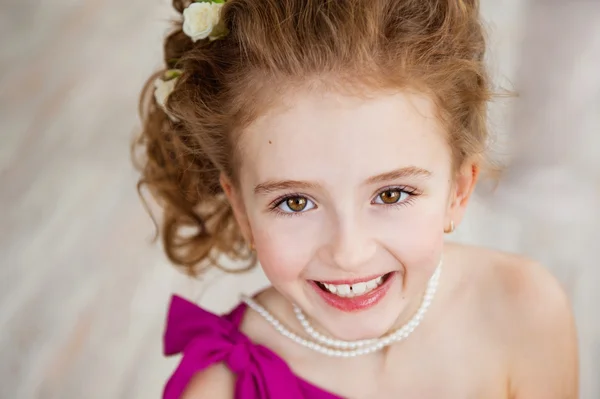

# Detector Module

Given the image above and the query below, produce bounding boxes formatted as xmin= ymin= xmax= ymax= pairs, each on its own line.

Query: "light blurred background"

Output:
xmin=1 ymin=0 xmax=599 ymax=398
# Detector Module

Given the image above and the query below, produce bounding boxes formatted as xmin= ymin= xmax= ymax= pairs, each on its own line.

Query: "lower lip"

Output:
xmin=310 ymin=272 xmax=396 ymax=313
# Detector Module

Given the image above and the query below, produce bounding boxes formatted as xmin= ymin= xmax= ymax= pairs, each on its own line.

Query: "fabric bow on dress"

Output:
xmin=163 ymin=295 xmax=337 ymax=399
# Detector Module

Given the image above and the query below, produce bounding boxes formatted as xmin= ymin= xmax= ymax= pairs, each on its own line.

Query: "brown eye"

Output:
xmin=281 ymin=196 xmax=311 ymax=212
xmin=380 ymin=190 xmax=400 ymax=204
xmin=376 ymin=189 xmax=406 ymax=204
xmin=287 ymin=197 xmax=307 ymax=211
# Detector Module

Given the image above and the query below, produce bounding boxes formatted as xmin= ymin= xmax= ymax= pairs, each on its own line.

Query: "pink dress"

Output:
xmin=163 ymin=295 xmax=343 ymax=398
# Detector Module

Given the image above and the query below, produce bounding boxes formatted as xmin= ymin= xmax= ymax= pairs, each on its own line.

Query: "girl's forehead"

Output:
xmin=240 ymin=90 xmax=451 ymax=181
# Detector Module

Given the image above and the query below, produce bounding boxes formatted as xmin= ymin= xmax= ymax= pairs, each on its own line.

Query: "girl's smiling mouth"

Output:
xmin=310 ymin=272 xmax=396 ymax=312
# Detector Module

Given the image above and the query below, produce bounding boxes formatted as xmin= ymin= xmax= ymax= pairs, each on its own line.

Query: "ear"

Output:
xmin=445 ymin=160 xmax=479 ymax=232
xmin=220 ymin=173 xmax=253 ymax=244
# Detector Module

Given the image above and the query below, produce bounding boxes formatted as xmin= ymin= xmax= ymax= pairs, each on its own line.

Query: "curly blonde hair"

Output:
xmin=134 ymin=0 xmax=492 ymax=276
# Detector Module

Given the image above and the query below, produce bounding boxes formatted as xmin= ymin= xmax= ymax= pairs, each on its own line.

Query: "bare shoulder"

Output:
xmin=446 ymin=242 xmax=571 ymax=316
xmin=447 ymin=242 xmax=579 ymax=398
xmin=493 ymin=253 xmax=578 ymax=398
xmin=479 ymin=246 xmax=573 ymax=334
xmin=180 ymin=363 xmax=235 ymax=399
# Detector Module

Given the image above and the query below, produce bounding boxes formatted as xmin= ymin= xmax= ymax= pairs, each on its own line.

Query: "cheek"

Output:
xmin=252 ymin=224 xmax=312 ymax=285
xmin=397 ymin=210 xmax=445 ymax=252
xmin=375 ymin=202 xmax=446 ymax=272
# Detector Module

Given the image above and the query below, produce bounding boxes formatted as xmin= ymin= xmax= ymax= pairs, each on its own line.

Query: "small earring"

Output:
xmin=444 ymin=220 xmax=455 ymax=234
xmin=249 ymin=242 xmax=255 ymax=251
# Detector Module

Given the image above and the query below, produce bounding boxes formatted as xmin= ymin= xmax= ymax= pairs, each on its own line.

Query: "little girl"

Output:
xmin=135 ymin=0 xmax=578 ymax=397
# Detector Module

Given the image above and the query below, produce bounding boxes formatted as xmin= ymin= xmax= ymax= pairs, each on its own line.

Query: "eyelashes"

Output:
xmin=266 ymin=193 xmax=315 ymax=218
xmin=267 ymin=186 xmax=421 ymax=217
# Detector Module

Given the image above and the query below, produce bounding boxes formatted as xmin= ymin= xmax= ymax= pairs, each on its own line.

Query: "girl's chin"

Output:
xmin=315 ymin=311 xmax=402 ymax=341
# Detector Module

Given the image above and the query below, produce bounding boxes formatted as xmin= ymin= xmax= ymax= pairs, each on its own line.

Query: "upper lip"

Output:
xmin=313 ymin=272 xmax=392 ymax=285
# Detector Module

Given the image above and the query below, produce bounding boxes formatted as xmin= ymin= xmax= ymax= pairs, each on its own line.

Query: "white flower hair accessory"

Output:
xmin=154 ymin=69 xmax=182 ymax=122
xmin=182 ymin=0 xmax=228 ymax=42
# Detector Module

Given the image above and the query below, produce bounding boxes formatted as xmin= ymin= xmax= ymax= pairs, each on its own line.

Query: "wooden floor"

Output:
xmin=1 ymin=0 xmax=599 ymax=398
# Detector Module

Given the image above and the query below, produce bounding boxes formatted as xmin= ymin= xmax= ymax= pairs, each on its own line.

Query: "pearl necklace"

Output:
xmin=241 ymin=263 xmax=441 ymax=358
xmin=294 ymin=262 xmax=442 ymax=350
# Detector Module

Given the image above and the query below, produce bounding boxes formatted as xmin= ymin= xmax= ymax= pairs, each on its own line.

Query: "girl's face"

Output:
xmin=223 ymin=89 xmax=477 ymax=340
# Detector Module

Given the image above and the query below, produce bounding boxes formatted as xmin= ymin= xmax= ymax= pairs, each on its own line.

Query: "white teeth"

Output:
xmin=337 ymin=284 xmax=351 ymax=296
xmin=319 ymin=274 xmax=387 ymax=298
xmin=352 ymin=282 xmax=366 ymax=295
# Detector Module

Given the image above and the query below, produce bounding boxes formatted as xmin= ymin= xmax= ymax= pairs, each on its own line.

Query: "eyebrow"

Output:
xmin=254 ymin=166 xmax=431 ymax=195
xmin=364 ymin=166 xmax=431 ymax=185
xmin=254 ymin=180 xmax=319 ymax=195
